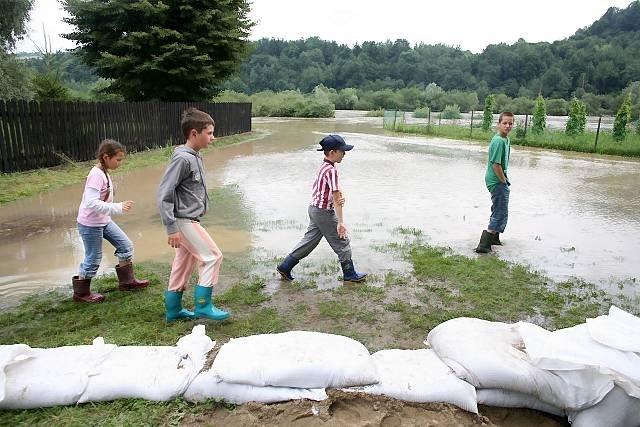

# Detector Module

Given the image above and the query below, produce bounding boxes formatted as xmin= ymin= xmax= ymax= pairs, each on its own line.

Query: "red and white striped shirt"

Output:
xmin=311 ymin=159 xmax=339 ymax=209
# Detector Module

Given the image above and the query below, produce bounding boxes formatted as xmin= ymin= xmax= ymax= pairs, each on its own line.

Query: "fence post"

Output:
xmin=470 ymin=110 xmax=474 ymax=138
xmin=438 ymin=113 xmax=441 ymax=126
xmin=392 ymin=110 xmax=397 ymax=130
xmin=594 ymin=116 xmax=602 ymax=152
xmin=524 ymin=113 xmax=528 ymax=138
xmin=427 ymin=108 xmax=431 ymax=132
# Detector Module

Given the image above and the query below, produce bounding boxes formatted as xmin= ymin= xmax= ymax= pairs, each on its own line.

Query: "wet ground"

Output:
xmin=1 ymin=111 xmax=639 ymax=307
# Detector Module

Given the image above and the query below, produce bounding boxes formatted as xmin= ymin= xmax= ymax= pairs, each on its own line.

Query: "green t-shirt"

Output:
xmin=485 ymin=133 xmax=510 ymax=191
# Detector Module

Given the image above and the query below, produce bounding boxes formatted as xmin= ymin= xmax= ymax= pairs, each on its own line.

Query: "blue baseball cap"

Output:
xmin=316 ymin=134 xmax=354 ymax=152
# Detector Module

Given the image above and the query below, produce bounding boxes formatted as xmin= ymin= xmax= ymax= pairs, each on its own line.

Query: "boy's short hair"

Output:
xmin=498 ymin=111 xmax=515 ymax=123
xmin=181 ymin=108 xmax=215 ymax=139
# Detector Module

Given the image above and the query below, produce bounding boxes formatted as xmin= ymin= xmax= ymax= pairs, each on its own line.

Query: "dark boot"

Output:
xmin=340 ymin=259 xmax=368 ymax=283
xmin=164 ymin=290 xmax=195 ymax=322
xmin=72 ymin=276 xmax=105 ymax=303
xmin=492 ymin=232 xmax=502 ymax=246
xmin=276 ymin=255 xmax=299 ymax=281
xmin=475 ymin=230 xmax=493 ymax=253
xmin=115 ymin=262 xmax=150 ymax=291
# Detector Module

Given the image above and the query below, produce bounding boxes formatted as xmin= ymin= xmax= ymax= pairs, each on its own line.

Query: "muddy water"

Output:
xmin=1 ymin=111 xmax=639 ymax=307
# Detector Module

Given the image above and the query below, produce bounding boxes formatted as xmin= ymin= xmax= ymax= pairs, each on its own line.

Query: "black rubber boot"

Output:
xmin=492 ymin=232 xmax=502 ymax=246
xmin=475 ymin=230 xmax=493 ymax=253
xmin=276 ymin=255 xmax=299 ymax=281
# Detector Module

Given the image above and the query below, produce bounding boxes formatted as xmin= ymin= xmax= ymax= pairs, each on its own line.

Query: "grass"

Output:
xmin=0 ymin=132 xmax=256 ymax=205
xmin=391 ymin=123 xmax=640 ymax=157
xmin=0 ymin=235 xmax=636 ymax=424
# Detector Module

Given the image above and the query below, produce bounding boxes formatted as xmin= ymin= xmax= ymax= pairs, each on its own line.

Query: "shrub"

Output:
xmin=565 ymin=98 xmax=587 ymax=136
xmin=413 ymin=107 xmax=430 ymax=118
xmin=482 ymin=94 xmax=496 ymax=131
xmin=441 ymin=104 xmax=461 ymax=119
xmin=613 ymin=93 xmax=632 ymax=142
xmin=532 ymin=95 xmax=546 ymax=134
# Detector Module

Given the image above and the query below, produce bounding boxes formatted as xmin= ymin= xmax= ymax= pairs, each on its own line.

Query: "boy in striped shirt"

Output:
xmin=277 ymin=134 xmax=367 ymax=283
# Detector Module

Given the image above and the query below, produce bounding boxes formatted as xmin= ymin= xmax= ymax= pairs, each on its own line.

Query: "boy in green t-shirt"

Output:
xmin=475 ymin=112 xmax=514 ymax=253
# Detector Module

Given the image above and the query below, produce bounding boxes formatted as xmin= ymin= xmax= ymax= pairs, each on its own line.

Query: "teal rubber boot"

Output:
xmin=164 ymin=290 xmax=195 ymax=322
xmin=194 ymin=285 xmax=230 ymax=321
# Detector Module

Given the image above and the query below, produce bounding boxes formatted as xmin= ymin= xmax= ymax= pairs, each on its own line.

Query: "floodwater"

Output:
xmin=1 ymin=111 xmax=639 ymax=308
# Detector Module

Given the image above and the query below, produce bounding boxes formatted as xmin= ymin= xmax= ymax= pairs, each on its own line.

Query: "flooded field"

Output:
xmin=1 ymin=111 xmax=639 ymax=307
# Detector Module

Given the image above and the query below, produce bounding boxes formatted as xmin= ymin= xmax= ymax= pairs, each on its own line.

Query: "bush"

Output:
xmin=613 ymin=93 xmax=632 ymax=141
xmin=441 ymin=104 xmax=461 ymax=119
xmin=545 ymin=98 xmax=568 ymax=116
xmin=565 ymin=98 xmax=587 ymax=136
xmin=413 ymin=107 xmax=430 ymax=118
xmin=482 ymin=94 xmax=496 ymax=131
xmin=532 ymin=95 xmax=546 ymax=134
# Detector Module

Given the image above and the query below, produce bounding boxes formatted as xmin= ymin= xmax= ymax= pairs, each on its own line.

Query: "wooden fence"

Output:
xmin=0 ymin=101 xmax=252 ymax=173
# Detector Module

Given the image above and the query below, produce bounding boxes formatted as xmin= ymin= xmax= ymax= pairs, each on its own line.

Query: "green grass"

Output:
xmin=0 ymin=132 xmax=256 ymax=205
xmin=392 ymin=123 xmax=640 ymax=157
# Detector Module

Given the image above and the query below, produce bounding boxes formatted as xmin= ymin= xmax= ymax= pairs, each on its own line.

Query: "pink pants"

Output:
xmin=168 ymin=219 xmax=223 ymax=291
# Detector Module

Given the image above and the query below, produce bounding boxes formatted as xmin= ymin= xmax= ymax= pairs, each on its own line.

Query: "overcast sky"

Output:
xmin=16 ymin=0 xmax=635 ymax=53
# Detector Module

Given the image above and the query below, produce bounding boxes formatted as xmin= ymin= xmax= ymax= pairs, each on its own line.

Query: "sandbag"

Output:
xmin=344 ymin=349 xmax=478 ymax=413
xmin=587 ymin=306 xmax=640 ymax=353
xmin=426 ymin=318 xmax=607 ymax=410
xmin=568 ymin=386 xmax=640 ymax=427
xmin=78 ymin=325 xmax=214 ymax=403
xmin=185 ymin=367 xmax=327 ymax=404
xmin=211 ymin=331 xmax=377 ymax=388
xmin=477 ymin=388 xmax=565 ymax=416
xmin=0 ymin=344 xmax=35 ymax=402
xmin=519 ymin=322 xmax=640 ymax=398
xmin=0 ymin=339 xmax=116 ymax=409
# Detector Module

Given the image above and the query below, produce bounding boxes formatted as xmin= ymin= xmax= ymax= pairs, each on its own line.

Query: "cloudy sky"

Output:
xmin=16 ymin=0 xmax=635 ymax=53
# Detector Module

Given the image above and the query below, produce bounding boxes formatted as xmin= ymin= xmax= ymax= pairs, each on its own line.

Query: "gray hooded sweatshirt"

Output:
xmin=157 ymin=145 xmax=209 ymax=235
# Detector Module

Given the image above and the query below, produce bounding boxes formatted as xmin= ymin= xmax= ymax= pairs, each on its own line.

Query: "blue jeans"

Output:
xmin=78 ymin=221 xmax=133 ymax=279
xmin=488 ymin=182 xmax=510 ymax=233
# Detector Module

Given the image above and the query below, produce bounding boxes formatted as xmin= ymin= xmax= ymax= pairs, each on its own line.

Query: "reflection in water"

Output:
xmin=1 ymin=111 xmax=639 ymax=307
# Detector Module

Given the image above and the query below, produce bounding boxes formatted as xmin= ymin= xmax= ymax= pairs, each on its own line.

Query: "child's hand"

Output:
xmin=122 ymin=201 xmax=134 ymax=212
xmin=337 ymin=222 xmax=348 ymax=239
xmin=168 ymin=232 xmax=182 ymax=248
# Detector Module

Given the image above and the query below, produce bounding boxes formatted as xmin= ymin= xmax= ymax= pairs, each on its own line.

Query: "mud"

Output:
xmin=183 ymin=390 xmax=566 ymax=427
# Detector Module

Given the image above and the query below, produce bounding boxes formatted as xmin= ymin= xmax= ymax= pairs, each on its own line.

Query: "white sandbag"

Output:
xmin=426 ymin=318 xmax=607 ymax=410
xmin=568 ymin=386 xmax=640 ymax=427
xmin=0 ymin=344 xmax=35 ymax=402
xmin=477 ymin=389 xmax=565 ymax=416
xmin=519 ymin=322 xmax=640 ymax=398
xmin=79 ymin=325 xmax=214 ymax=403
xmin=344 ymin=349 xmax=478 ymax=413
xmin=0 ymin=339 xmax=116 ymax=409
xmin=211 ymin=331 xmax=377 ymax=388
xmin=185 ymin=367 xmax=328 ymax=404
xmin=587 ymin=306 xmax=640 ymax=353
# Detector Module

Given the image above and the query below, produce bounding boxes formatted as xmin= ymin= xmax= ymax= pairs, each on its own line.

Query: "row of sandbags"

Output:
xmin=2 ymin=307 xmax=639 ymax=426
xmin=0 ymin=327 xmax=476 ymax=412
xmin=426 ymin=305 xmax=640 ymax=426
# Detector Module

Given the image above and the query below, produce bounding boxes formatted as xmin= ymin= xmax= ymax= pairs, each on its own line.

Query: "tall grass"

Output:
xmin=393 ymin=123 xmax=640 ymax=157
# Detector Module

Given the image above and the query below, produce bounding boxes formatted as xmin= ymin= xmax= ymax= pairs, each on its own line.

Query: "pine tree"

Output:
xmin=613 ymin=93 xmax=632 ymax=142
xmin=63 ymin=0 xmax=254 ymax=101
xmin=532 ymin=94 xmax=546 ymax=134
xmin=482 ymin=94 xmax=495 ymax=131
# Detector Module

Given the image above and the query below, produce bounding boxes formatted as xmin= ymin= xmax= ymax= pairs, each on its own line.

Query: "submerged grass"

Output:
xmin=394 ymin=123 xmax=640 ymax=157
xmin=0 ymin=132 xmax=256 ymax=205
xmin=0 ymin=234 xmax=635 ymax=424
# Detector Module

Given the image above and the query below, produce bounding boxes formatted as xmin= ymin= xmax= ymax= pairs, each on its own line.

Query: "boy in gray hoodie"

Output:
xmin=157 ymin=108 xmax=229 ymax=322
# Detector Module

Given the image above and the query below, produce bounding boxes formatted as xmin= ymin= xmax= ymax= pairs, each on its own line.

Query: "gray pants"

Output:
xmin=290 ymin=205 xmax=352 ymax=263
